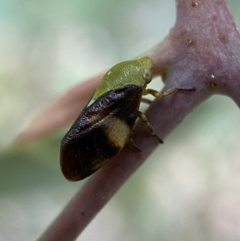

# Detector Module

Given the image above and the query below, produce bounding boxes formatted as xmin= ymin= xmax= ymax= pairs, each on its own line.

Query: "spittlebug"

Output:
xmin=60 ymin=57 xmax=195 ymax=181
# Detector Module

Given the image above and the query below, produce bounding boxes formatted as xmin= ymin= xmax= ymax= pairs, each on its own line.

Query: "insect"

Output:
xmin=60 ymin=57 xmax=195 ymax=181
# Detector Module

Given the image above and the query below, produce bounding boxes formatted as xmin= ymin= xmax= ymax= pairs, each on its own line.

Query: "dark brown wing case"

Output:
xmin=60 ymin=85 xmax=142 ymax=181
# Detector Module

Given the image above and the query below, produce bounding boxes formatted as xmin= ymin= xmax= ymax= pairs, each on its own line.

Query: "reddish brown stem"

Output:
xmin=37 ymin=0 xmax=240 ymax=240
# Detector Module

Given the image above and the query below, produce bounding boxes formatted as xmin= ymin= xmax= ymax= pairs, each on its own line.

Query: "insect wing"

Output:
xmin=60 ymin=85 xmax=143 ymax=181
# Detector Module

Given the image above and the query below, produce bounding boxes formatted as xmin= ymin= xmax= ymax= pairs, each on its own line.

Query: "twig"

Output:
xmin=37 ymin=0 xmax=240 ymax=240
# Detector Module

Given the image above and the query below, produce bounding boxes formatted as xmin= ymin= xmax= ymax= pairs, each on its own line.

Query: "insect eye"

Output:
xmin=143 ymin=68 xmax=153 ymax=83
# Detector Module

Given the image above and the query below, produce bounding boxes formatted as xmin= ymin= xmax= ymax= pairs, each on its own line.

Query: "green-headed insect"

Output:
xmin=60 ymin=57 xmax=195 ymax=181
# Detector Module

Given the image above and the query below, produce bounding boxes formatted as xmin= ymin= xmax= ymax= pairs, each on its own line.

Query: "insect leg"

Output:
xmin=143 ymin=87 xmax=196 ymax=99
xmin=138 ymin=111 xmax=163 ymax=143
xmin=128 ymin=132 xmax=141 ymax=152
xmin=141 ymin=97 xmax=152 ymax=105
